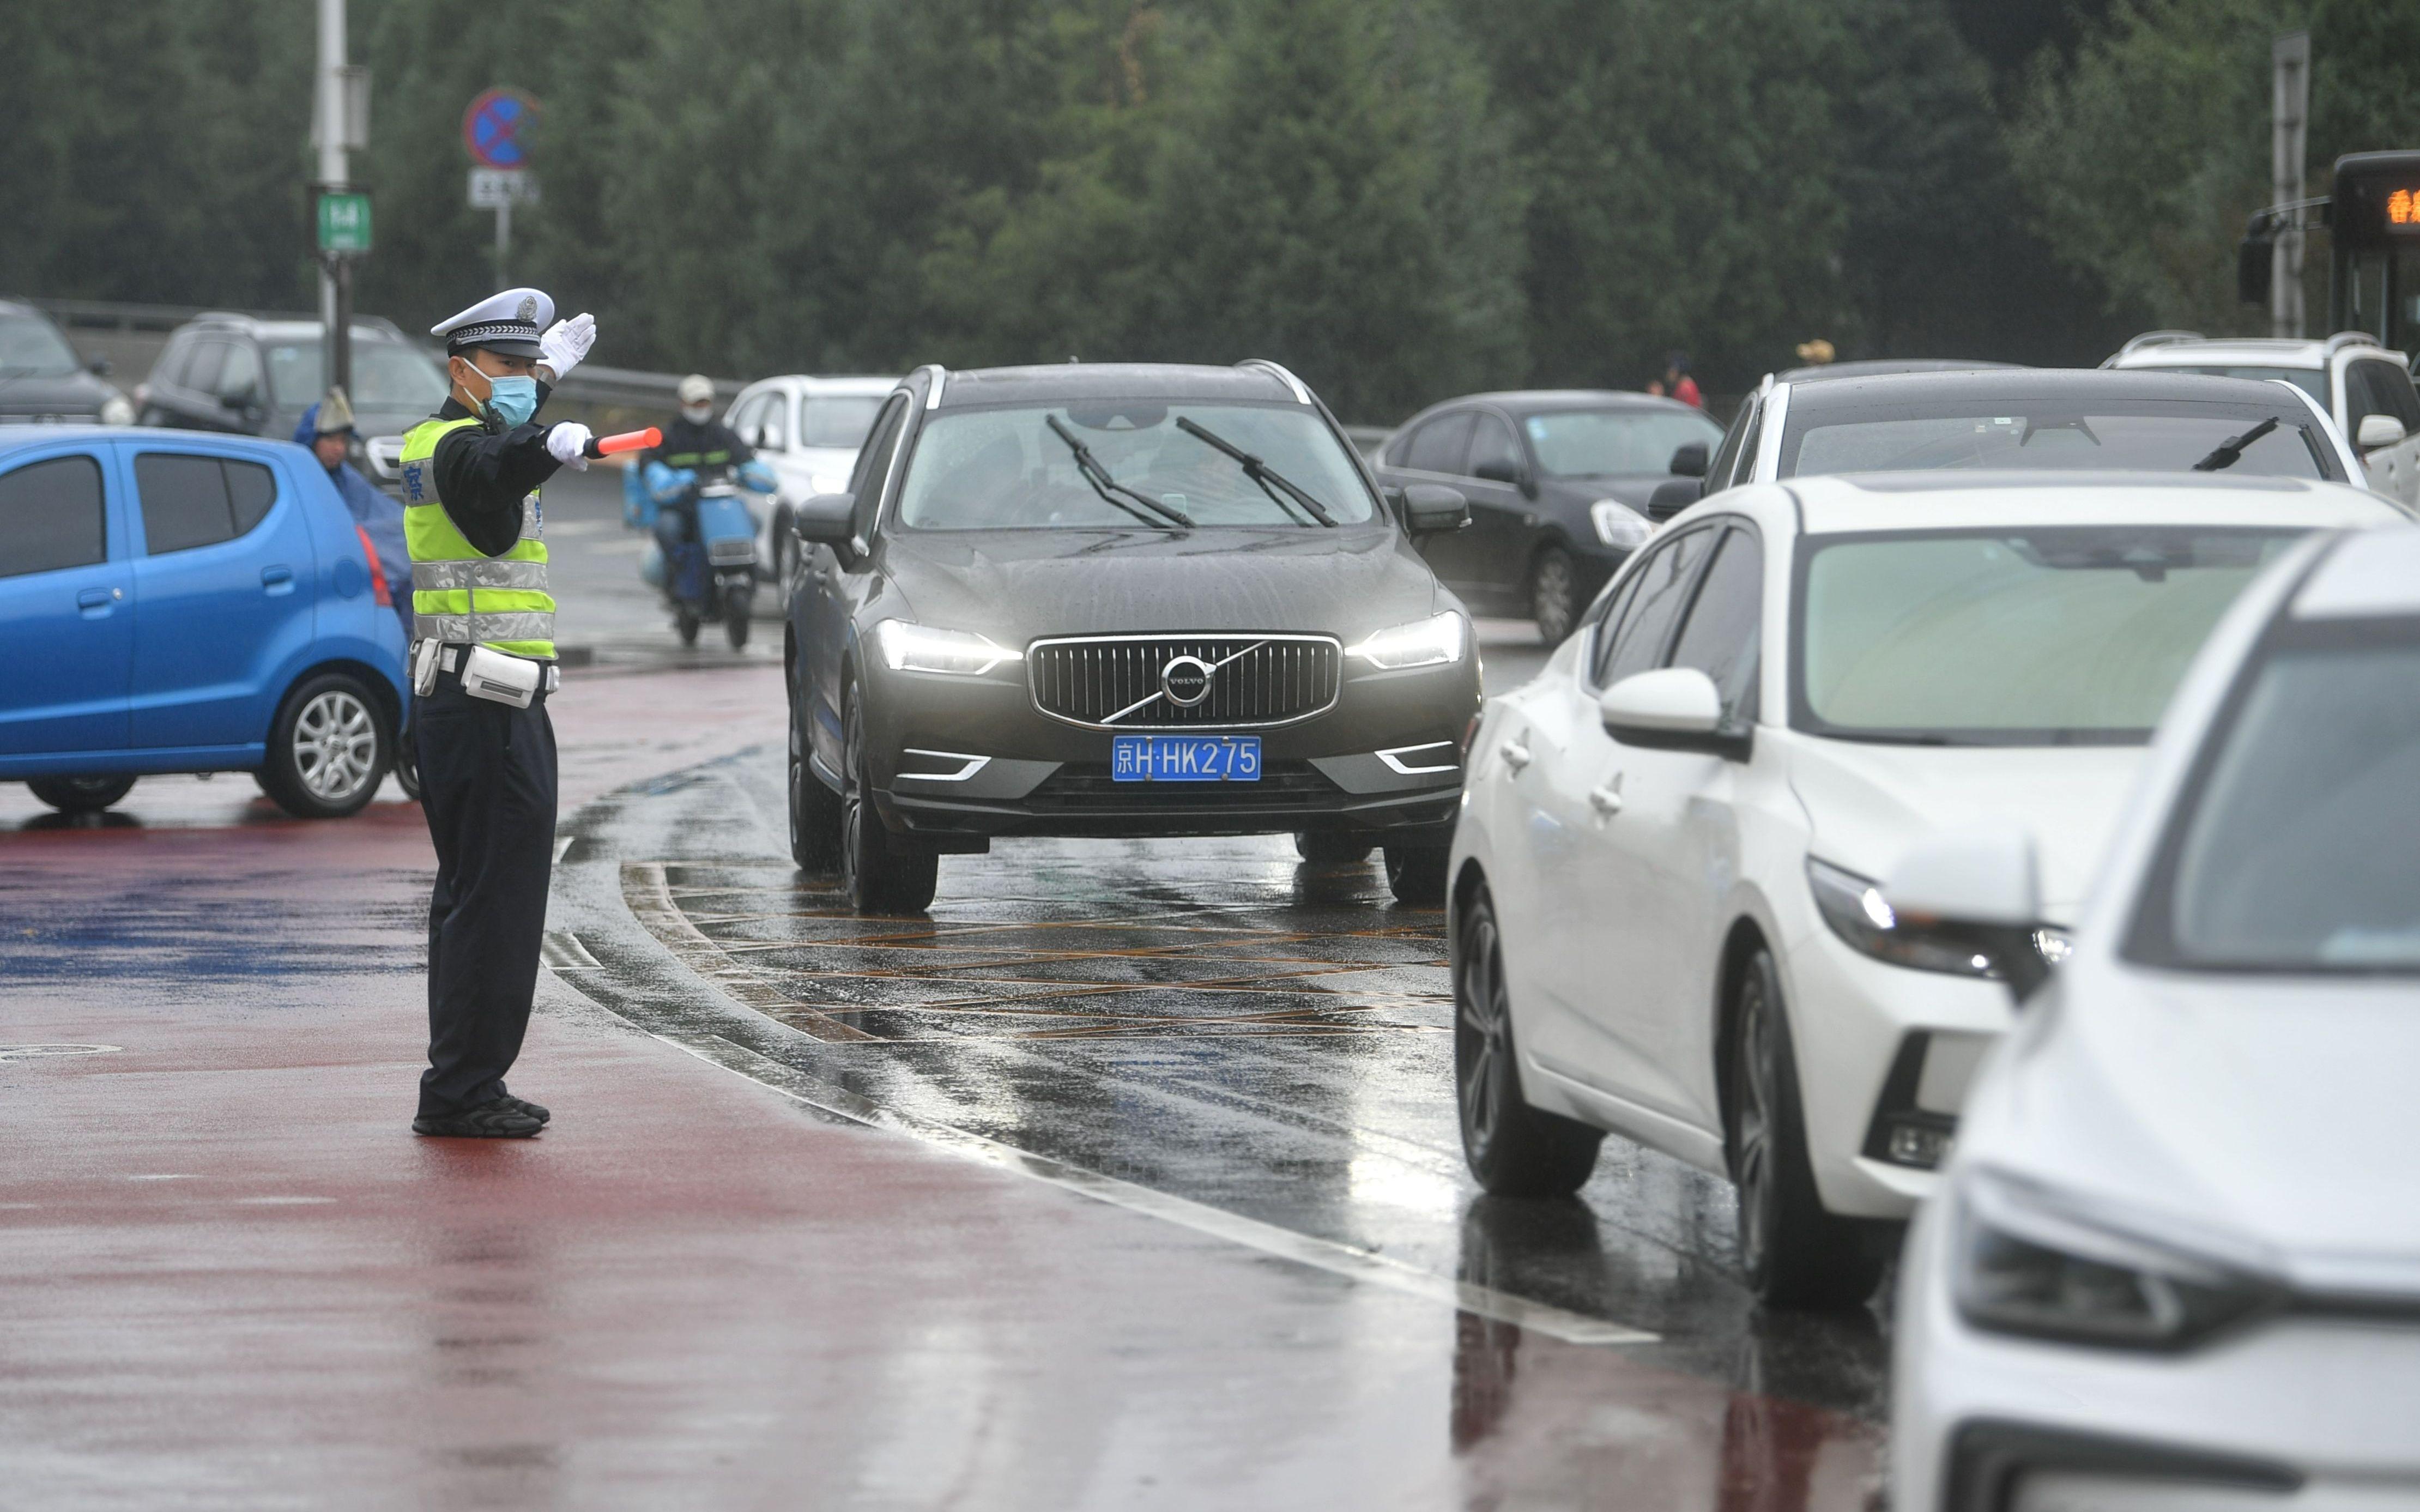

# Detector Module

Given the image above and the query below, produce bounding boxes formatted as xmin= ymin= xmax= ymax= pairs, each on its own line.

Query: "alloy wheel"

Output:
xmin=1734 ymin=971 xmax=1777 ymax=1274
xmin=1456 ymin=912 xmax=1510 ymax=1156
xmin=1533 ymin=549 xmax=1576 ymax=644
xmin=292 ymin=689 xmax=378 ymax=803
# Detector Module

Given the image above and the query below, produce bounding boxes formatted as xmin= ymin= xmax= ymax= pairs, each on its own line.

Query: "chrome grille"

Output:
xmin=1028 ymin=634 xmax=1342 ymax=729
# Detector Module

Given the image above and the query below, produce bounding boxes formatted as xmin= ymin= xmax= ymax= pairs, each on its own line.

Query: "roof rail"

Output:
xmin=2321 ymin=330 xmax=2383 ymax=355
xmin=1237 ymin=358 xmax=1311 ymax=404
xmin=2104 ymin=330 xmax=2207 ymax=366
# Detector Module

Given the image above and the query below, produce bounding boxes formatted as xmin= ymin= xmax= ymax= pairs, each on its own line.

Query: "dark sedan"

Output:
xmin=1375 ymin=390 xmax=1722 ymax=643
xmin=0 ymin=300 xmax=135 ymax=428
xmin=783 ymin=360 xmax=1484 ymax=912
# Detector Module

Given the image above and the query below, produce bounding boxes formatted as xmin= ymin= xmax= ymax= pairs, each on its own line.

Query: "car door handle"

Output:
xmin=1589 ymin=779 xmax=1625 ymax=817
xmin=76 ymin=586 xmax=120 ymax=617
xmin=261 ymin=565 xmax=295 ymax=595
xmin=1499 ymin=737 xmax=1531 ymax=771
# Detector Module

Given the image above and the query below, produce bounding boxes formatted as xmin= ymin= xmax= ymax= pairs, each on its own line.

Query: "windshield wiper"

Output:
xmin=1047 ymin=415 xmax=1193 ymax=528
xmin=2193 ymin=416 xmax=2280 ymax=472
xmin=1173 ymin=417 xmax=1338 ymax=527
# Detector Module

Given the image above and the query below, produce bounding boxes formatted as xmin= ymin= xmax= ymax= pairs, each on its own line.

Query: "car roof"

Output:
xmin=2112 ymin=338 xmax=2337 ymax=368
xmin=0 ymin=425 xmax=310 ymax=462
xmin=932 ymin=362 xmax=1304 ymax=410
xmin=1776 ymin=358 xmax=2018 ymax=383
xmin=1435 ymin=389 xmax=1705 ymax=415
xmin=1780 ymin=367 xmax=2319 ymax=415
xmin=1772 ymin=471 xmax=2407 ymax=536
xmin=2291 ymin=527 xmax=2420 ymax=620
xmin=0 ymin=299 xmax=62 ymax=323
xmin=177 ymin=313 xmax=412 ymax=344
xmin=752 ymin=374 xmax=901 ymax=397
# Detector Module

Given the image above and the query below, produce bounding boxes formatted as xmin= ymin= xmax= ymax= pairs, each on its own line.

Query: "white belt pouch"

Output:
xmin=459 ymin=645 xmax=543 ymax=709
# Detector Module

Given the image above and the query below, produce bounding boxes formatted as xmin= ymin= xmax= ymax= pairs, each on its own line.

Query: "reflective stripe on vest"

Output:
xmin=399 ymin=415 xmax=556 ymax=660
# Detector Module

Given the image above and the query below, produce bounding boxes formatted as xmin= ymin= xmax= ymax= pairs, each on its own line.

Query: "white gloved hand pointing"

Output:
xmin=547 ymin=422 xmax=594 ymax=471
xmin=539 ymin=312 xmax=596 ymax=382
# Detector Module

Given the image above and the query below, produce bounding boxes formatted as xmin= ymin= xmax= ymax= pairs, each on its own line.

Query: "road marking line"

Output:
xmin=541 ymin=930 xmax=603 ymax=971
xmin=650 ymin=1030 xmax=1657 ymax=1348
xmin=622 ymin=863 xmax=876 ymax=1042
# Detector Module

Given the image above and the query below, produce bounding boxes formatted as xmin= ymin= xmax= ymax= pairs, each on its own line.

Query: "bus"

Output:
xmin=2242 ymin=150 xmax=2420 ymax=356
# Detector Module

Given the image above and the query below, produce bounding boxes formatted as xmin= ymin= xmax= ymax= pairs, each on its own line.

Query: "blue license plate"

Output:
xmin=1111 ymin=735 xmax=1262 ymax=782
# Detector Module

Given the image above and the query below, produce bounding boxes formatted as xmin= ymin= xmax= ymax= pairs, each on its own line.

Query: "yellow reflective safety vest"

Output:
xmin=397 ymin=415 xmax=556 ymax=660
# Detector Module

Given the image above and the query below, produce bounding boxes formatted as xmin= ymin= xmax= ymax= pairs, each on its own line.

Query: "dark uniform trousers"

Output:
xmin=415 ymin=665 xmax=558 ymax=1117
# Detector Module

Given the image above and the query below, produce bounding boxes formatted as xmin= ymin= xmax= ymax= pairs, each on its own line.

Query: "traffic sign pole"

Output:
xmin=318 ymin=0 xmax=354 ymax=398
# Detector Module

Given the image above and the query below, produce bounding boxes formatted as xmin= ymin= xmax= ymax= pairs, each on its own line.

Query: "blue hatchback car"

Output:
xmin=0 ymin=427 xmax=408 ymax=818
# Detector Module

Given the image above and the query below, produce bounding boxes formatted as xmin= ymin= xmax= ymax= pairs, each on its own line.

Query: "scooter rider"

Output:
xmin=643 ymin=374 xmax=775 ymax=561
xmin=397 ymin=287 xmax=597 ymax=1140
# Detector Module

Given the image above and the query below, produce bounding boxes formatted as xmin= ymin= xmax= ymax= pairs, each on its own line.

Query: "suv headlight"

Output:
xmin=1807 ymin=857 xmax=2068 ymax=977
xmin=1954 ymin=1168 xmax=2279 ymax=1350
xmin=874 ymin=620 xmax=1021 ymax=676
xmin=1348 ymin=612 xmax=1465 ymax=670
xmin=1590 ymin=500 xmax=1650 ymax=549
xmin=99 ymin=393 xmax=135 ymax=427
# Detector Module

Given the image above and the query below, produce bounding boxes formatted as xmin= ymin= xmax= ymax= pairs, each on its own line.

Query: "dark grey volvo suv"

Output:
xmin=783 ymin=360 xmax=1483 ymax=912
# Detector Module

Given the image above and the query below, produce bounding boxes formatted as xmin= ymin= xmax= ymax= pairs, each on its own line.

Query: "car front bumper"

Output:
xmin=856 ymin=656 xmax=1478 ymax=843
xmin=1892 ymin=1194 xmax=2420 ymax=1511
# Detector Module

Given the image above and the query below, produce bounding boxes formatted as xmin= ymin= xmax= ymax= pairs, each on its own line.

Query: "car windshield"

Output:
xmin=2149 ymin=364 xmax=2328 ymax=407
xmin=2134 ymin=620 xmax=2420 ymax=973
xmin=800 ymin=396 xmax=886 ymax=449
xmin=0 ymin=312 xmax=82 ymax=378
xmin=265 ymin=341 xmax=448 ymax=412
xmin=1782 ymin=400 xmax=2333 ymax=481
xmin=898 ymin=402 xmax=1377 ymax=529
xmin=1794 ymin=527 xmax=2302 ymax=745
xmin=1523 ymin=408 xmax=1723 ymax=476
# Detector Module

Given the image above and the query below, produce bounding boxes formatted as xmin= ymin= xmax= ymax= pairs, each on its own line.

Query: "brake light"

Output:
xmin=355 ymin=525 xmax=392 ymax=607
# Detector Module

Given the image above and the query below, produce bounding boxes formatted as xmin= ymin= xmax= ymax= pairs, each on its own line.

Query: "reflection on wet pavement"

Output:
xmin=555 ymin=740 xmax=1892 ymax=1448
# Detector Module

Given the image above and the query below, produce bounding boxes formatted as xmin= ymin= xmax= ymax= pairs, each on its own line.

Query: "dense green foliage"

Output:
xmin=3 ymin=0 xmax=2410 ymax=416
xmin=2010 ymin=0 xmax=2420 ymax=332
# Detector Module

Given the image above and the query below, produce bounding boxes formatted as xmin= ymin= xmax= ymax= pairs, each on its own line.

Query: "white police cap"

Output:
xmin=430 ymin=287 xmax=554 ymax=358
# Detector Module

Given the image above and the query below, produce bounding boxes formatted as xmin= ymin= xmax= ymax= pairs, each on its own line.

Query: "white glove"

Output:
xmin=539 ymin=312 xmax=596 ymax=382
xmin=547 ymin=422 xmax=594 ymax=471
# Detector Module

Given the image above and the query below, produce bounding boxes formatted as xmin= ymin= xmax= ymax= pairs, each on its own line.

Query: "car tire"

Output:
xmin=788 ymin=691 xmax=842 ymax=874
xmin=770 ymin=514 xmax=795 ymax=606
xmin=27 ymin=775 xmax=137 ymax=814
xmin=1531 ymin=545 xmax=1578 ymax=645
xmin=839 ymin=679 xmax=938 ymax=914
xmin=676 ymin=607 xmax=700 ymax=647
xmin=1383 ymin=843 xmax=1449 ymax=904
xmin=724 ymin=584 xmax=752 ymax=650
xmin=1455 ymin=881 xmax=1602 ymax=1196
xmin=1294 ymin=831 xmax=1374 ymax=864
xmin=1728 ymin=946 xmax=1886 ymax=1309
xmin=258 ymin=672 xmax=390 ymax=820
xmin=392 ymin=736 xmax=421 ymax=801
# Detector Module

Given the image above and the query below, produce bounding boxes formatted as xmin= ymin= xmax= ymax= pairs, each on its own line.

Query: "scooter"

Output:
xmin=636 ymin=458 xmax=775 ymax=649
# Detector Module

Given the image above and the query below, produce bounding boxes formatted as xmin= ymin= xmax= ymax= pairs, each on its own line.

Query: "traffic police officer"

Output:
xmin=400 ymin=288 xmax=597 ymax=1138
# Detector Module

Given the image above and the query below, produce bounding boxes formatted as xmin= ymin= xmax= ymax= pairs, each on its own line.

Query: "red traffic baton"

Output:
xmin=584 ymin=426 xmax=660 ymax=459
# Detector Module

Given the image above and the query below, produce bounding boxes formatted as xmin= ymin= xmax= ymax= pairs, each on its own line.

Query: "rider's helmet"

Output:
xmin=677 ymin=373 xmax=715 ymax=424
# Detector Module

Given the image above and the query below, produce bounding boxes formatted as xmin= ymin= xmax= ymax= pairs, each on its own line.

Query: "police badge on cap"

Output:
xmin=431 ymin=287 xmax=555 ymax=359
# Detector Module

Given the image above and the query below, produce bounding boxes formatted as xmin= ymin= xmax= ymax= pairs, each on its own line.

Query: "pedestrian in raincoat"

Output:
xmin=295 ymin=389 xmax=412 ymax=645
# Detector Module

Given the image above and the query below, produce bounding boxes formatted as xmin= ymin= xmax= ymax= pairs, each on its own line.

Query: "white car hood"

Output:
xmin=1787 ymin=739 xmax=2146 ymax=922
xmin=1977 ymin=967 xmax=2420 ymax=1296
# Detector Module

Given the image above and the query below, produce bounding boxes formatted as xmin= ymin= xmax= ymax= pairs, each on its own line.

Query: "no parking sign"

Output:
xmin=462 ymin=88 xmax=536 ymax=168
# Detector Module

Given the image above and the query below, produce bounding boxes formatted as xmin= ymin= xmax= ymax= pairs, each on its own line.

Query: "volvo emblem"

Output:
xmin=1160 ymin=655 xmax=1214 ymax=707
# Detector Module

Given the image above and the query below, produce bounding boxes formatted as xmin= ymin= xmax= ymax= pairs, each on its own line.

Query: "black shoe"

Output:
xmin=503 ymin=1095 xmax=550 ymax=1123
xmin=413 ymin=1097 xmax=544 ymax=1138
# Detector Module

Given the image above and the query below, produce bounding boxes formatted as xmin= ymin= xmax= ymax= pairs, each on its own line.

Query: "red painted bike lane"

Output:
xmin=0 ymin=664 xmax=1878 ymax=1510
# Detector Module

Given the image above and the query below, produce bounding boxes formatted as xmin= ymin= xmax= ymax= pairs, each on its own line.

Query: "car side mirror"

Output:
xmin=1401 ymin=483 xmax=1471 ymax=536
xmin=1472 ymin=456 xmax=1522 ymax=487
xmin=1668 ymin=441 xmax=1709 ymax=478
xmin=1884 ymin=825 xmax=2053 ymax=1005
xmin=221 ymin=389 xmax=259 ymax=414
xmin=2356 ymin=413 xmax=2407 ymax=451
xmin=1599 ymin=667 xmax=1749 ymax=760
xmin=1646 ymin=478 xmax=1702 ymax=522
xmin=794 ymin=492 xmax=856 ymax=547
xmin=85 ymin=355 xmax=111 ymax=378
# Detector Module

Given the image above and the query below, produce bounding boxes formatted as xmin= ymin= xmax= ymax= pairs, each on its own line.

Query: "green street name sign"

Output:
xmin=317 ymin=190 xmax=373 ymax=255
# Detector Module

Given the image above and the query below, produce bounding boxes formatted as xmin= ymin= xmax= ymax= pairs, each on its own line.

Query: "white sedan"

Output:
xmin=1447 ymin=473 xmax=2406 ymax=1307
xmin=721 ymin=373 xmax=898 ymax=592
xmin=1889 ymin=524 xmax=2420 ymax=1509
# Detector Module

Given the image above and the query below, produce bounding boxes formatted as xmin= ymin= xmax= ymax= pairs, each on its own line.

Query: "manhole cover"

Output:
xmin=0 ymin=1044 xmax=123 ymax=1063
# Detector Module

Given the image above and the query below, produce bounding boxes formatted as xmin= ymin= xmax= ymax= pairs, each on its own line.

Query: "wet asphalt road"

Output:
xmin=1 ymin=463 xmax=1891 ymax=1505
